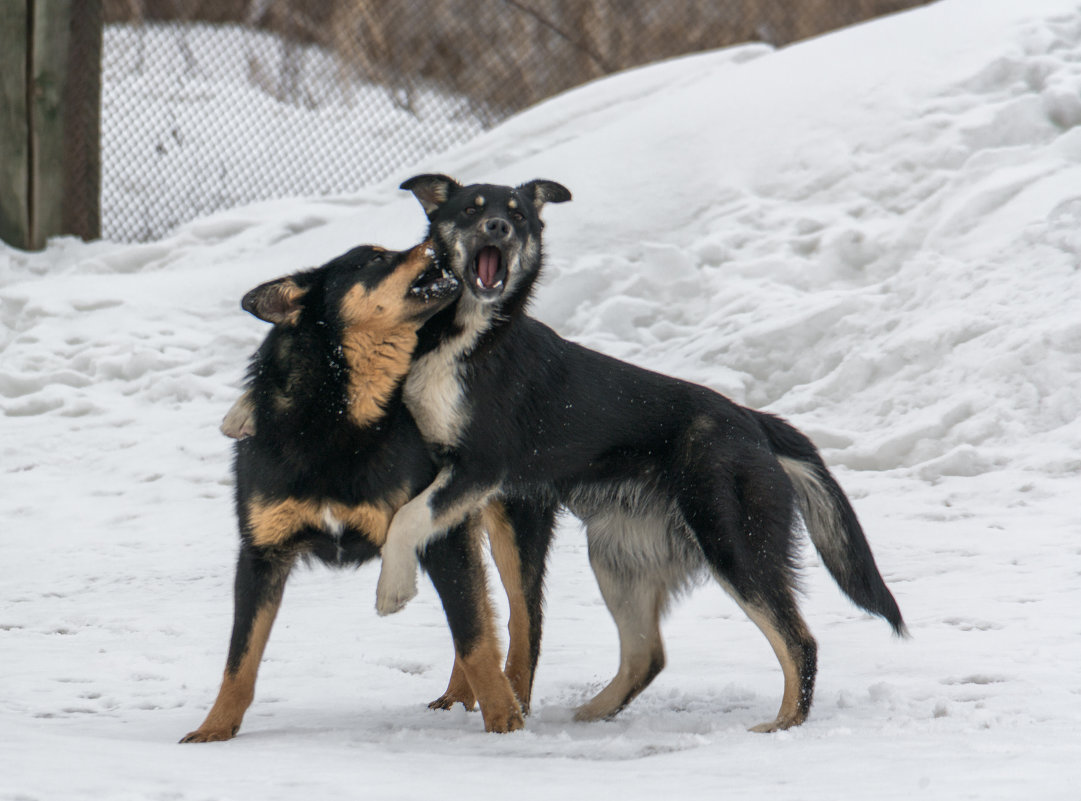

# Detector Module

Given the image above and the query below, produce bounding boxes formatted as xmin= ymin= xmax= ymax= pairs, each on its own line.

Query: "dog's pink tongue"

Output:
xmin=477 ymin=248 xmax=499 ymax=287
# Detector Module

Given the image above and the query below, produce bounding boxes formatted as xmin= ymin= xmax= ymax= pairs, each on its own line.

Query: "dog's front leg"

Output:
xmin=376 ymin=485 xmax=441 ymax=615
xmin=376 ymin=468 xmax=489 ymax=616
xmin=181 ymin=544 xmax=294 ymax=742
xmin=376 ymin=469 xmax=455 ymax=615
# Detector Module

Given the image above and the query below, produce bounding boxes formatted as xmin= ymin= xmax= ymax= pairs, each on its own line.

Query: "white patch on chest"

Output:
xmin=322 ymin=505 xmax=345 ymax=561
xmin=404 ymin=295 xmax=492 ymax=446
xmin=321 ymin=506 xmax=345 ymax=537
xmin=404 ymin=349 xmax=467 ymax=446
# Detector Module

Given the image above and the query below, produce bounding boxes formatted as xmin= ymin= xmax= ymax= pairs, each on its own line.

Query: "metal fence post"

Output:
xmin=0 ymin=0 xmax=101 ymax=251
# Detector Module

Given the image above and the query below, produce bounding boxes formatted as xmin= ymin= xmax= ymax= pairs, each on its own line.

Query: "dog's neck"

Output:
xmin=339 ymin=325 xmax=418 ymax=428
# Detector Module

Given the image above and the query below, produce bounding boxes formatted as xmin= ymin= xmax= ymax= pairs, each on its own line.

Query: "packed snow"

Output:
xmin=2 ymin=0 xmax=1080 ymax=798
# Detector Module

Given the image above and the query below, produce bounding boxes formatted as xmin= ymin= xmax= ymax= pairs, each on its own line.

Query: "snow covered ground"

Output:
xmin=3 ymin=0 xmax=1080 ymax=798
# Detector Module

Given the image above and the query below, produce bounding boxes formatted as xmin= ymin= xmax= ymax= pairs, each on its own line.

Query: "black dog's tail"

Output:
xmin=756 ymin=412 xmax=908 ymax=637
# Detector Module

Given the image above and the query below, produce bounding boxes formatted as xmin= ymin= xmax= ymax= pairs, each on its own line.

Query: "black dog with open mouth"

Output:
xmin=377 ymin=175 xmax=906 ymax=733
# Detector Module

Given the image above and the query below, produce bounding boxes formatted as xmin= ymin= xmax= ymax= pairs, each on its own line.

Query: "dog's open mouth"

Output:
xmin=471 ymin=246 xmax=507 ymax=296
xmin=409 ymin=263 xmax=459 ymax=302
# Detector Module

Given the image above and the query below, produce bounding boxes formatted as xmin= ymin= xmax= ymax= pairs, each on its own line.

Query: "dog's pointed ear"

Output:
xmin=518 ymin=179 xmax=572 ymax=212
xmin=400 ymin=174 xmax=462 ymax=218
xmin=241 ymin=276 xmax=308 ymax=325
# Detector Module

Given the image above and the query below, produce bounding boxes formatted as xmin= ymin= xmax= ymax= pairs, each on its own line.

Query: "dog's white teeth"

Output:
xmin=493 ymin=280 xmax=504 ymax=290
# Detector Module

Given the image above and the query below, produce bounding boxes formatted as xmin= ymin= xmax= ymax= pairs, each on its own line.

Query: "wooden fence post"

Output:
xmin=0 ymin=3 xmax=30 ymax=249
xmin=0 ymin=0 xmax=101 ymax=251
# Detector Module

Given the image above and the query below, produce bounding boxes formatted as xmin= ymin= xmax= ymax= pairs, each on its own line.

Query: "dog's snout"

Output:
xmin=484 ymin=217 xmax=512 ymax=239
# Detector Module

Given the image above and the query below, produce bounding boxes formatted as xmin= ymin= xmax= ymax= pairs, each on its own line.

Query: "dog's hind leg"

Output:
xmin=574 ymin=545 xmax=667 ymax=722
xmin=676 ymin=466 xmax=818 ymax=732
xmin=734 ymin=597 xmax=817 ymax=732
xmin=181 ymin=545 xmax=294 ymax=743
xmin=429 ymin=654 xmax=477 ymax=712
xmin=485 ymin=497 xmax=556 ymax=714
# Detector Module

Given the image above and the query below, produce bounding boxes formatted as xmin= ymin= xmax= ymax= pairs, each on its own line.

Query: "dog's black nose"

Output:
xmin=484 ymin=217 xmax=512 ymax=239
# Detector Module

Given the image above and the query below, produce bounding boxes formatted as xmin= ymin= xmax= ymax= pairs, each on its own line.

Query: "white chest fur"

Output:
xmin=403 ymin=292 xmax=493 ymax=447
xmin=404 ymin=347 xmax=468 ymax=447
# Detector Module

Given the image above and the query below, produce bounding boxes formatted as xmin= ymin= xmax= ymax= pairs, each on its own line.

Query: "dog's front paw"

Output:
xmin=375 ymin=555 xmax=418 ymax=616
xmin=483 ymin=705 xmax=525 ymax=734
xmin=430 ymin=661 xmax=477 ymax=711
xmin=429 ymin=689 xmax=476 ymax=712
xmin=179 ymin=724 xmax=238 ymax=743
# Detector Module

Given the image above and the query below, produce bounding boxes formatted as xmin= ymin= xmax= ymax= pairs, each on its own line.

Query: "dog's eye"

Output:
xmin=464 ymin=207 xmax=477 ymax=216
xmin=511 ymin=211 xmax=525 ymax=222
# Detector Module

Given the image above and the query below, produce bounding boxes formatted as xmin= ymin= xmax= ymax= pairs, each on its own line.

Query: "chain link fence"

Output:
xmin=101 ymin=0 xmax=932 ymax=242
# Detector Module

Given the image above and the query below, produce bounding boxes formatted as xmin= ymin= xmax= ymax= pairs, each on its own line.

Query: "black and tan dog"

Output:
xmin=374 ymin=175 xmax=908 ymax=732
xmin=181 ymin=243 xmax=525 ymax=742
